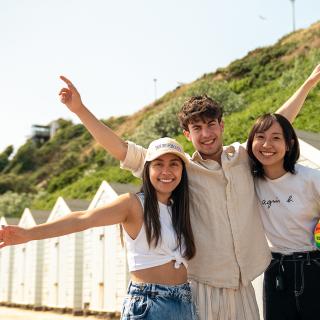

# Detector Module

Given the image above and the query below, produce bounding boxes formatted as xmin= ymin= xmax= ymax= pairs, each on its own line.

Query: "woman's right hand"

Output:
xmin=306 ymin=64 xmax=320 ymax=88
xmin=0 ymin=225 xmax=31 ymax=249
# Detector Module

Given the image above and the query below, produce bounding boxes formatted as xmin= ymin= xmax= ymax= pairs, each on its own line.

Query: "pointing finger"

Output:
xmin=60 ymin=75 xmax=75 ymax=88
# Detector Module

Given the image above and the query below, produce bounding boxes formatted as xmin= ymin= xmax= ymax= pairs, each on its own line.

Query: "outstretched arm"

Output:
xmin=0 ymin=193 xmax=134 ymax=248
xmin=59 ymin=76 xmax=127 ymax=161
xmin=276 ymin=64 xmax=320 ymax=123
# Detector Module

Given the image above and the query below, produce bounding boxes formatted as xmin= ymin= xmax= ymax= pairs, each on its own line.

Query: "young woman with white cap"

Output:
xmin=0 ymin=137 xmax=197 ymax=320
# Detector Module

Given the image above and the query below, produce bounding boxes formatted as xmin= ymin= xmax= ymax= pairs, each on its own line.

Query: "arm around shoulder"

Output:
xmin=120 ymin=141 xmax=147 ymax=178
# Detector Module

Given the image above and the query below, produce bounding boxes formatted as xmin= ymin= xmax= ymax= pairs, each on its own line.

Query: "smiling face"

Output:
xmin=148 ymin=153 xmax=184 ymax=204
xmin=252 ymin=121 xmax=288 ymax=178
xmin=247 ymin=113 xmax=300 ymax=179
xmin=183 ymin=117 xmax=224 ymax=162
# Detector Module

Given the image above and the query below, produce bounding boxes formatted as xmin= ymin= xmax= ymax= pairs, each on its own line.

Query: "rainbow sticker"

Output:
xmin=314 ymin=222 xmax=320 ymax=249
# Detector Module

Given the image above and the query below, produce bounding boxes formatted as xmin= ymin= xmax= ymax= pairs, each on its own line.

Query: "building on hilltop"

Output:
xmin=31 ymin=121 xmax=60 ymax=146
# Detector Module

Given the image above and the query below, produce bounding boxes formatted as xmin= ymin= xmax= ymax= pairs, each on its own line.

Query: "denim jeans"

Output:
xmin=121 ymin=281 xmax=198 ymax=320
xmin=264 ymin=250 xmax=320 ymax=320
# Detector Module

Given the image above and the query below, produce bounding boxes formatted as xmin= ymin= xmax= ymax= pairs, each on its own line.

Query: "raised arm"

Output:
xmin=276 ymin=64 xmax=320 ymax=123
xmin=59 ymin=76 xmax=127 ymax=161
xmin=0 ymin=193 xmax=135 ymax=248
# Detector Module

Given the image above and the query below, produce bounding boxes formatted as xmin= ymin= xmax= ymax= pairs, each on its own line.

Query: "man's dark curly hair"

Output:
xmin=178 ymin=95 xmax=223 ymax=131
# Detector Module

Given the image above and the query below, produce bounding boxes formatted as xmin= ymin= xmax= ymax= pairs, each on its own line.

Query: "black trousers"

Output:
xmin=264 ymin=250 xmax=320 ymax=320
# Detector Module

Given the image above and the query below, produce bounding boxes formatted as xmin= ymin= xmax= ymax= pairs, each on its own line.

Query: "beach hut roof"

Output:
xmin=29 ymin=210 xmax=51 ymax=224
xmin=64 ymin=199 xmax=90 ymax=211
xmin=297 ymin=133 xmax=320 ymax=170
xmin=1 ymin=216 xmax=20 ymax=225
xmin=297 ymin=130 xmax=320 ymax=150
xmin=109 ymin=182 xmax=141 ymax=195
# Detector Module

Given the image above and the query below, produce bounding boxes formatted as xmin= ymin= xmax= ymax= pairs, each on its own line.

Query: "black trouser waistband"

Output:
xmin=272 ymin=250 xmax=320 ymax=261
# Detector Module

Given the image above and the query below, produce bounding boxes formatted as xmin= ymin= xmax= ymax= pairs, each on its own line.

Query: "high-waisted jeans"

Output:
xmin=264 ymin=250 xmax=320 ymax=320
xmin=121 ymin=281 xmax=198 ymax=320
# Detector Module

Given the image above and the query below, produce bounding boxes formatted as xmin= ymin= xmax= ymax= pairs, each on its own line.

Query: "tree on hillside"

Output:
xmin=0 ymin=145 xmax=13 ymax=172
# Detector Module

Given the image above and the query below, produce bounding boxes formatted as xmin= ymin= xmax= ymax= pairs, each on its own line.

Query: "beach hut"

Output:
xmin=82 ymin=181 xmax=140 ymax=315
xmin=41 ymin=197 xmax=89 ymax=315
xmin=252 ymin=135 xmax=320 ymax=319
xmin=0 ymin=216 xmax=19 ymax=305
xmin=10 ymin=209 xmax=50 ymax=308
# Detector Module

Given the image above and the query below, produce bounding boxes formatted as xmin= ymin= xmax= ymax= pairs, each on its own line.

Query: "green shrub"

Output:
xmin=131 ymin=97 xmax=185 ymax=146
xmin=0 ymin=191 xmax=34 ymax=217
xmin=87 ymin=148 xmax=118 ymax=167
xmin=4 ymin=141 xmax=38 ymax=174
xmin=47 ymin=166 xmax=85 ymax=193
xmin=0 ymin=173 xmax=35 ymax=194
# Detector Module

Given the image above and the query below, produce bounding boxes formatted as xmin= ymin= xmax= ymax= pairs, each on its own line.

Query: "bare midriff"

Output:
xmin=130 ymin=260 xmax=187 ymax=285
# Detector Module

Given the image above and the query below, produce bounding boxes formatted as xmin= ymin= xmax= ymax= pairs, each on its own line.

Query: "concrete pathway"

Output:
xmin=0 ymin=306 xmax=110 ymax=320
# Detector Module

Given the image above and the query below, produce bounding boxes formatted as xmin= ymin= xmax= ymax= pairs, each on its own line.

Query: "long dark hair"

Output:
xmin=247 ymin=113 xmax=300 ymax=178
xmin=141 ymin=160 xmax=196 ymax=260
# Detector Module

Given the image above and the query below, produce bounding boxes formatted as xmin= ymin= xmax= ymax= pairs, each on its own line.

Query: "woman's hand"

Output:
xmin=59 ymin=76 xmax=85 ymax=114
xmin=0 ymin=225 xmax=31 ymax=249
xmin=305 ymin=64 xmax=320 ymax=88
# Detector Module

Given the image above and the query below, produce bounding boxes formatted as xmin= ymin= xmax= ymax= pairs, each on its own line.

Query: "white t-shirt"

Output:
xmin=255 ymin=164 xmax=320 ymax=254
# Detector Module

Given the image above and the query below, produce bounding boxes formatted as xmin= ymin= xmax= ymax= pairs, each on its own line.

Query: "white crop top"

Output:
xmin=123 ymin=193 xmax=188 ymax=272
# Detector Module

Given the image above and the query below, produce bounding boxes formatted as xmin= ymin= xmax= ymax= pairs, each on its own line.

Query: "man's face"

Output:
xmin=183 ymin=117 xmax=224 ymax=161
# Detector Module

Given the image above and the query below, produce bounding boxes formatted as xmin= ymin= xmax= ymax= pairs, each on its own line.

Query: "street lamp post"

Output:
xmin=289 ymin=0 xmax=296 ymax=32
xmin=153 ymin=78 xmax=157 ymax=101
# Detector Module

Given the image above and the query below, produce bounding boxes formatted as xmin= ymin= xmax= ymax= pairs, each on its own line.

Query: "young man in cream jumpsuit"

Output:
xmin=59 ymin=65 xmax=320 ymax=320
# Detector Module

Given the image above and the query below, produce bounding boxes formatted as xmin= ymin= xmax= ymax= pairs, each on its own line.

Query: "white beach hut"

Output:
xmin=10 ymin=209 xmax=50 ymax=308
xmin=0 ymin=216 xmax=19 ymax=305
xmin=82 ymin=181 xmax=140 ymax=315
xmin=41 ymin=197 xmax=89 ymax=315
xmin=253 ymin=134 xmax=320 ymax=319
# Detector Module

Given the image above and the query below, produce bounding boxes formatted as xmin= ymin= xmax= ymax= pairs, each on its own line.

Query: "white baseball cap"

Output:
xmin=145 ymin=137 xmax=189 ymax=165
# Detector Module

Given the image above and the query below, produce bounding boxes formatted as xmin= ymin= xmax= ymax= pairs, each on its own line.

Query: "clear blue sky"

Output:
xmin=1 ymin=0 xmax=319 ymax=152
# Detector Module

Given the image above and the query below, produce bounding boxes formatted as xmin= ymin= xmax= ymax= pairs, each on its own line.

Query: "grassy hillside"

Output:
xmin=1 ymin=21 xmax=320 ymax=215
